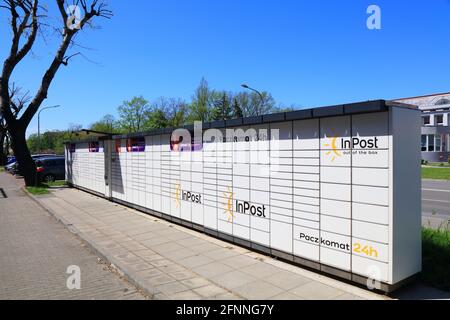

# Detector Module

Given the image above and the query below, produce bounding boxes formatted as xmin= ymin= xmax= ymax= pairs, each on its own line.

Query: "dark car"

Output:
xmin=9 ymin=154 xmax=57 ymax=175
xmin=6 ymin=156 xmax=16 ymax=165
xmin=35 ymin=156 xmax=65 ymax=183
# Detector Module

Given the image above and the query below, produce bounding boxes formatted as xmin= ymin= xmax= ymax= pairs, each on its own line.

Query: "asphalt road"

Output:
xmin=422 ymin=179 xmax=450 ymax=228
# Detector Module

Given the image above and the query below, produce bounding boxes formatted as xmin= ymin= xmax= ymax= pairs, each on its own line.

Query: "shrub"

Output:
xmin=422 ymin=222 xmax=450 ymax=292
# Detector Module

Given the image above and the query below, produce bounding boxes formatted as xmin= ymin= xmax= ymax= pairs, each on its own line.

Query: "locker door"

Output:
xmin=103 ymin=140 xmax=112 ymax=198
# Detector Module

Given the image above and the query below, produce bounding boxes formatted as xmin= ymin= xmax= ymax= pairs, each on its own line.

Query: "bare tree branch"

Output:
xmin=0 ymin=0 xmax=112 ymax=185
xmin=19 ymin=0 xmax=112 ymax=126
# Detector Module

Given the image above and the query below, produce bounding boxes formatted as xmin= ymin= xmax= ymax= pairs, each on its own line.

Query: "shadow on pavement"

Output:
xmin=393 ymin=282 xmax=450 ymax=300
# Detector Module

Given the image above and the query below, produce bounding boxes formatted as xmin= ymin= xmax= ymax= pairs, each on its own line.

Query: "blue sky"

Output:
xmin=1 ymin=0 xmax=450 ymax=136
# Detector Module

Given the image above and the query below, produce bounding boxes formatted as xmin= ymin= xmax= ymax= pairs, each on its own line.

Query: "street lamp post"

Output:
xmin=38 ymin=105 xmax=61 ymax=153
xmin=241 ymin=84 xmax=265 ymax=116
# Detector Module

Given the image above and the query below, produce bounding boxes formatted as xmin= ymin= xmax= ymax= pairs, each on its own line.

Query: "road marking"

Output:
xmin=423 ymin=198 xmax=450 ymax=204
xmin=422 ymin=188 xmax=450 ymax=193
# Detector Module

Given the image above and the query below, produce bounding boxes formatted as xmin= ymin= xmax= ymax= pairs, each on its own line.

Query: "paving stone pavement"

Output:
xmin=21 ymin=180 xmax=389 ymax=300
xmin=0 ymin=173 xmax=148 ymax=300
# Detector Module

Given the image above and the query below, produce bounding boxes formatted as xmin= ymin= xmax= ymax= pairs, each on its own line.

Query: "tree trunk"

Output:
xmin=0 ymin=132 xmax=6 ymax=166
xmin=10 ymin=126 xmax=37 ymax=186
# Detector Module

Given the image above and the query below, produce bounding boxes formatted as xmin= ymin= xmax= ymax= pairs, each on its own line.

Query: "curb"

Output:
xmin=23 ymin=187 xmax=161 ymax=300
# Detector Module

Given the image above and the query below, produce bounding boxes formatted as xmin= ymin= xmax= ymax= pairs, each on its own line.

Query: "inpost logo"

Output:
xmin=173 ymin=183 xmax=202 ymax=208
xmin=173 ymin=184 xmax=181 ymax=208
xmin=324 ymin=133 xmax=381 ymax=161
xmin=222 ymin=187 xmax=267 ymax=221
xmin=223 ymin=187 xmax=234 ymax=222
xmin=324 ymin=135 xmax=342 ymax=162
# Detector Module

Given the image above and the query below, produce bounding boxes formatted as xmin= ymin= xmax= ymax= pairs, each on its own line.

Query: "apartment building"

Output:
xmin=395 ymin=93 xmax=450 ymax=162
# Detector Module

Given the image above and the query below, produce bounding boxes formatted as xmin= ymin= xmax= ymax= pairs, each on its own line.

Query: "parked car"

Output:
xmin=35 ymin=156 xmax=65 ymax=183
xmin=5 ymin=161 xmax=17 ymax=172
xmin=6 ymin=156 xmax=16 ymax=165
xmin=8 ymin=154 xmax=57 ymax=175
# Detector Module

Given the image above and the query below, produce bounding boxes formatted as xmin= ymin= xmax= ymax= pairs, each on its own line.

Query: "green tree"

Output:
xmin=27 ymin=123 xmax=83 ymax=155
xmin=211 ymin=92 xmax=233 ymax=121
xmin=117 ymin=96 xmax=150 ymax=133
xmin=89 ymin=114 xmax=117 ymax=134
xmin=188 ymin=78 xmax=213 ymax=122
xmin=232 ymin=98 xmax=243 ymax=118
xmin=235 ymin=91 xmax=276 ymax=117
xmin=169 ymin=102 xmax=188 ymax=127
xmin=145 ymin=109 xmax=169 ymax=129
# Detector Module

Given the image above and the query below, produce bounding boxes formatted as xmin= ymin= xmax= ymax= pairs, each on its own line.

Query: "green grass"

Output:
xmin=45 ymin=180 xmax=67 ymax=187
xmin=26 ymin=186 xmax=50 ymax=195
xmin=26 ymin=180 xmax=67 ymax=196
xmin=422 ymin=225 xmax=450 ymax=292
xmin=422 ymin=167 xmax=450 ymax=180
xmin=0 ymin=167 xmax=4 ymax=172
xmin=425 ymin=162 xmax=450 ymax=168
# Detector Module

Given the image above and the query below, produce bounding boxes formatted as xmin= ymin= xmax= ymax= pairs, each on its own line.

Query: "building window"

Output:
xmin=427 ymin=134 xmax=435 ymax=152
xmin=422 ymin=134 xmax=449 ymax=152
xmin=436 ymin=135 xmax=442 ymax=152
xmin=421 ymin=135 xmax=427 ymax=152
xmin=435 ymin=99 xmax=450 ymax=106
xmin=436 ymin=114 xmax=444 ymax=126
xmin=423 ymin=116 xmax=431 ymax=126
xmin=444 ymin=134 xmax=449 ymax=152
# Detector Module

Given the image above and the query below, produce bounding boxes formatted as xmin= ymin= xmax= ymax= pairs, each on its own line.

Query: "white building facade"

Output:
xmin=395 ymin=93 xmax=450 ymax=162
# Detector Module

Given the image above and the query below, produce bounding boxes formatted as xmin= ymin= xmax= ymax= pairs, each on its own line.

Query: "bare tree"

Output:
xmin=0 ymin=0 xmax=112 ymax=185
xmin=0 ymin=84 xmax=28 ymax=165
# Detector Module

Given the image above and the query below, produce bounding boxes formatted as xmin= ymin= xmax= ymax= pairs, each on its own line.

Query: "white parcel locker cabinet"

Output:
xmin=293 ymin=119 xmax=321 ymax=262
xmin=320 ymin=116 xmax=352 ymax=272
xmin=111 ymin=139 xmax=121 ymax=201
xmin=390 ymin=106 xmax=422 ymax=286
xmin=103 ymin=139 xmax=112 ymax=198
xmin=160 ymin=134 xmax=172 ymax=216
xmin=66 ymin=101 xmax=421 ymax=292
xmin=137 ymin=145 xmax=147 ymax=208
xmin=270 ymin=121 xmax=294 ymax=255
xmin=351 ymin=112 xmax=391 ymax=282
xmin=191 ymin=139 xmax=204 ymax=226
xmin=169 ymin=136 xmax=182 ymax=219
xmin=217 ymin=128 xmax=234 ymax=236
xmin=130 ymin=143 xmax=145 ymax=208
xmin=144 ymin=136 xmax=153 ymax=210
xmin=122 ymin=142 xmax=129 ymax=203
xmin=203 ymin=129 xmax=218 ymax=231
xmin=249 ymin=124 xmax=271 ymax=248
xmin=232 ymin=126 xmax=251 ymax=241
xmin=179 ymin=137 xmax=192 ymax=223
xmin=119 ymin=139 xmax=127 ymax=202
xmin=152 ymin=135 xmax=162 ymax=214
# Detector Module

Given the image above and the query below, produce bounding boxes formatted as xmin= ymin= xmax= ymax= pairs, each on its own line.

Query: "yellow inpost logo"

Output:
xmin=324 ymin=135 xmax=342 ymax=162
xmin=173 ymin=183 xmax=181 ymax=208
xmin=223 ymin=187 xmax=234 ymax=222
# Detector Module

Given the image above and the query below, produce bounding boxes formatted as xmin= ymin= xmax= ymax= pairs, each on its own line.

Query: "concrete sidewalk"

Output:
xmin=26 ymin=186 xmax=390 ymax=300
xmin=0 ymin=173 xmax=147 ymax=300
